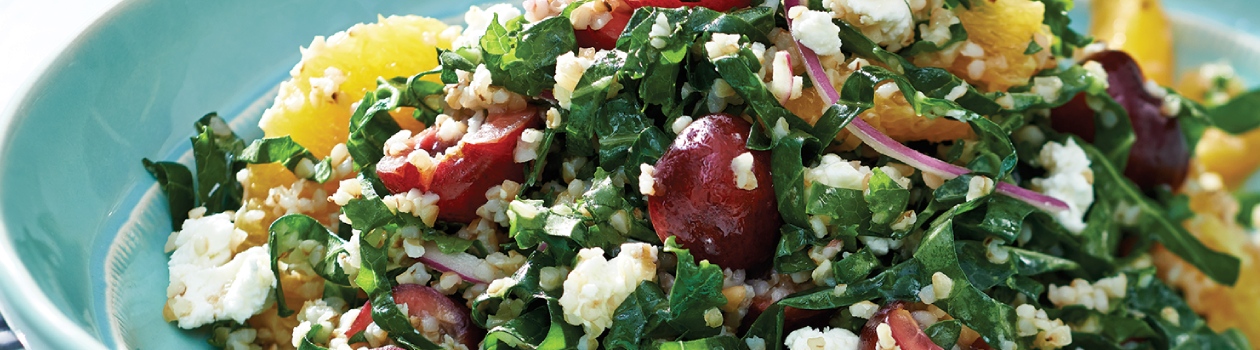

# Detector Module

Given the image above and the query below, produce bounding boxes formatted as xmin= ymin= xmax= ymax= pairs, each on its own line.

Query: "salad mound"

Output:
xmin=141 ymin=0 xmax=1260 ymax=349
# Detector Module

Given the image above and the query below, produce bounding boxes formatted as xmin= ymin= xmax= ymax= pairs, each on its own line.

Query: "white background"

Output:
xmin=0 ymin=0 xmax=123 ymax=119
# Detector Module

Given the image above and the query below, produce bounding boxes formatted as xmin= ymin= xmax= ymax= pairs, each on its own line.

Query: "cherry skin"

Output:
xmin=377 ymin=108 xmax=541 ymax=223
xmin=858 ymin=302 xmax=942 ymax=350
xmin=647 ymin=114 xmax=781 ymax=270
xmin=345 ymin=284 xmax=481 ymax=348
xmin=1050 ymin=50 xmax=1190 ymax=190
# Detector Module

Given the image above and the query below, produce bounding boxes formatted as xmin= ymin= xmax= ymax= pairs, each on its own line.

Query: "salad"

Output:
xmin=141 ymin=0 xmax=1260 ymax=349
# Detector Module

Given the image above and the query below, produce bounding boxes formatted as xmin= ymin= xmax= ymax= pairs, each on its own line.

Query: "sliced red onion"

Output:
xmin=781 ymin=0 xmax=1068 ymax=213
xmin=418 ymin=242 xmax=491 ymax=284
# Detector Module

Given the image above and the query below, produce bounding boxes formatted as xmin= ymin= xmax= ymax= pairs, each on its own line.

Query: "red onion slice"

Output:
xmin=781 ymin=0 xmax=1068 ymax=213
xmin=417 ymin=242 xmax=491 ymax=284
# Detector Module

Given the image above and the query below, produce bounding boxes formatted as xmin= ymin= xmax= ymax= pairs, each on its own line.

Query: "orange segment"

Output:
xmin=1154 ymin=167 xmax=1260 ymax=340
xmin=257 ymin=15 xmax=453 ymax=158
xmin=1195 ymin=129 xmax=1260 ymax=189
xmin=913 ymin=0 xmax=1056 ymax=92
xmin=1091 ymin=0 xmax=1174 ymax=85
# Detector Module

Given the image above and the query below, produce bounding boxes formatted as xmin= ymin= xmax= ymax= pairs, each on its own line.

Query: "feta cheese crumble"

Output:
xmin=1031 ymin=76 xmax=1065 ymax=102
xmin=784 ymin=326 xmax=860 ymax=350
xmin=649 ymin=13 xmax=673 ymax=49
xmin=731 ymin=152 xmax=759 ymax=190
xmin=554 ymin=49 xmax=596 ymax=109
xmin=639 ymin=163 xmax=657 ymax=196
xmin=165 ymin=212 xmax=276 ymax=329
xmin=825 ymin=0 xmax=915 ymax=51
xmin=514 ymin=128 xmax=545 ymax=163
xmin=706 ymin=33 xmax=743 ymax=60
xmin=788 ymin=6 xmax=844 ymax=56
xmin=1031 ymin=139 xmax=1095 ymax=233
xmin=453 ymin=4 xmax=522 ymax=49
xmin=805 ymin=154 xmax=871 ymax=190
xmin=560 ymin=243 xmax=659 ymax=336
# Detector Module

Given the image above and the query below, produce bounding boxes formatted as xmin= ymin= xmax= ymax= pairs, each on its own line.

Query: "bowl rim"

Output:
xmin=0 ymin=0 xmax=133 ymax=348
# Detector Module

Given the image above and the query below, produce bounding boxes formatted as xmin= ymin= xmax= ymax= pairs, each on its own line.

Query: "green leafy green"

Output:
xmin=1078 ymin=138 xmax=1241 ymax=285
xmin=297 ymin=324 xmax=331 ymax=350
xmin=346 ymin=72 xmax=449 ymax=172
xmin=141 ymin=159 xmax=196 ymax=230
xmin=355 ymin=226 xmax=441 ymax=350
xmin=267 ymin=214 xmax=349 ymax=317
xmin=1209 ymin=89 xmax=1260 ymax=134
xmin=191 ymin=113 xmax=246 ymax=213
xmin=239 ymin=136 xmax=332 ymax=183
xmin=866 ymin=168 xmax=911 ymax=233
xmin=1034 ymin=0 xmax=1092 ymax=56
xmin=480 ymin=15 xmax=577 ymax=96
xmin=606 ymin=282 xmax=672 ymax=349
xmin=925 ymin=320 xmax=962 ymax=349
xmin=664 ymin=237 xmax=727 ymax=338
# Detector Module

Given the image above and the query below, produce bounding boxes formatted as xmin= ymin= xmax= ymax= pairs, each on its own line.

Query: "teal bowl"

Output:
xmin=2 ymin=0 xmax=1260 ymax=349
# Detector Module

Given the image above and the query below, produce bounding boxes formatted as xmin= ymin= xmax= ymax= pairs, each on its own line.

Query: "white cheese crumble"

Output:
xmin=788 ymin=6 xmax=844 ymax=56
xmin=514 ymin=128 xmax=545 ymax=163
xmin=523 ymin=0 xmax=572 ymax=22
xmin=560 ymin=243 xmax=659 ymax=336
xmin=1082 ymin=61 xmax=1110 ymax=89
xmin=453 ymin=4 xmax=522 ymax=49
xmin=166 ymin=212 xmax=276 ymax=329
xmin=771 ymin=117 xmax=791 ymax=140
xmin=805 ymin=154 xmax=871 ymax=190
xmin=706 ymin=33 xmax=743 ymax=60
xmin=223 ymin=328 xmax=258 ymax=350
xmin=1031 ymin=139 xmax=1094 ymax=234
xmin=731 ymin=152 xmax=759 ymax=190
xmin=918 ymin=7 xmax=960 ymax=46
xmin=554 ymin=50 xmax=596 ymax=109
xmin=639 ymin=163 xmax=657 ymax=196
xmin=825 ymin=0 xmax=915 ymax=51
xmin=1031 ymin=76 xmax=1065 ymax=102
xmin=649 ymin=13 xmax=673 ymax=49
xmin=784 ymin=326 xmax=861 ymax=350
xmin=290 ymin=300 xmax=340 ymax=348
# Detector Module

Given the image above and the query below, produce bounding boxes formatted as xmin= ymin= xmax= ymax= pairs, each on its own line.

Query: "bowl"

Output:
xmin=1 ymin=0 xmax=1260 ymax=349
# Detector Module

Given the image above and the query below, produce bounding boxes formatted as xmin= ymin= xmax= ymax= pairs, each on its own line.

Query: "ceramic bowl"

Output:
xmin=1 ymin=0 xmax=1259 ymax=348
